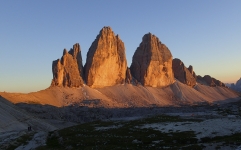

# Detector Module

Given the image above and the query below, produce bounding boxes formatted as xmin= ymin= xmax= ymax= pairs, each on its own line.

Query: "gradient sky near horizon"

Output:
xmin=0 ymin=1 xmax=241 ymax=93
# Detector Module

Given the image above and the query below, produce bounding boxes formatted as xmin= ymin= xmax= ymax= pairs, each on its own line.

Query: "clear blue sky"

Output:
xmin=0 ymin=1 xmax=241 ymax=93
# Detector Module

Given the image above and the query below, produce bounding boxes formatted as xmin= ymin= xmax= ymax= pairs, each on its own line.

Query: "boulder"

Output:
xmin=84 ymin=26 xmax=127 ymax=88
xmin=130 ymin=33 xmax=174 ymax=87
xmin=51 ymin=43 xmax=84 ymax=87
xmin=172 ymin=58 xmax=196 ymax=87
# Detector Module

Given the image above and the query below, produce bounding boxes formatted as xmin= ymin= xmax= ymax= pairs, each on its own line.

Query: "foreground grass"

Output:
xmin=201 ymin=133 xmax=241 ymax=145
xmin=4 ymin=132 xmax=35 ymax=150
xmin=37 ymin=115 xmax=203 ymax=150
xmin=37 ymin=114 xmax=241 ymax=149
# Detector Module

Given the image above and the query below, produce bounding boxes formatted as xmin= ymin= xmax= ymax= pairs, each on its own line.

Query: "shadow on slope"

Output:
xmin=0 ymin=96 xmax=57 ymax=133
xmin=15 ymin=99 xmax=241 ymax=125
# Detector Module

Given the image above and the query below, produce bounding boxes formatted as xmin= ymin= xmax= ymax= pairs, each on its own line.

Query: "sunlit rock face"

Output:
xmin=130 ymin=33 xmax=174 ymax=87
xmin=51 ymin=43 xmax=84 ymax=87
xmin=172 ymin=58 xmax=196 ymax=87
xmin=84 ymin=26 xmax=127 ymax=88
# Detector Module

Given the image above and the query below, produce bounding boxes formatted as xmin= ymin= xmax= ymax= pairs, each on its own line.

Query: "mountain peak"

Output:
xmin=130 ymin=33 xmax=174 ymax=87
xmin=84 ymin=27 xmax=127 ymax=88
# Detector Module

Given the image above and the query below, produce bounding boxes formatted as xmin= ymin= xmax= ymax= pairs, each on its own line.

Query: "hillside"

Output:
xmin=1 ymin=81 xmax=239 ymax=108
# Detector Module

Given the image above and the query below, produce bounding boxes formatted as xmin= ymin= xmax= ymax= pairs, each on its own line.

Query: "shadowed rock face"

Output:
xmin=172 ymin=58 xmax=196 ymax=87
xmin=51 ymin=43 xmax=84 ymax=87
xmin=69 ymin=43 xmax=83 ymax=78
xmin=130 ymin=33 xmax=174 ymax=87
xmin=213 ymin=78 xmax=223 ymax=86
xmin=84 ymin=26 xmax=127 ymax=88
xmin=197 ymin=75 xmax=226 ymax=87
xmin=203 ymin=75 xmax=217 ymax=87
xmin=235 ymin=78 xmax=241 ymax=91
xmin=230 ymin=78 xmax=241 ymax=92
xmin=125 ymin=67 xmax=132 ymax=84
xmin=196 ymin=75 xmax=208 ymax=85
xmin=237 ymin=78 xmax=241 ymax=87
xmin=188 ymin=65 xmax=197 ymax=79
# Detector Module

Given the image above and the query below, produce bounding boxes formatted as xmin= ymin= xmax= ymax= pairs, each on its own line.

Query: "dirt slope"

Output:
xmin=0 ymin=81 xmax=239 ymax=108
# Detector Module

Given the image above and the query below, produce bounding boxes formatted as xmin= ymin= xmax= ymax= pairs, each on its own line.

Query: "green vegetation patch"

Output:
xmin=201 ymin=133 xmax=241 ymax=145
xmin=38 ymin=114 xmax=241 ymax=149
xmin=39 ymin=115 xmax=203 ymax=149
xmin=5 ymin=132 xmax=35 ymax=150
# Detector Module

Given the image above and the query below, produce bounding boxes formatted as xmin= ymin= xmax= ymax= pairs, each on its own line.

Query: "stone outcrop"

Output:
xmin=84 ymin=27 xmax=127 ymax=88
xmin=51 ymin=43 xmax=84 ymax=87
xmin=172 ymin=58 xmax=196 ymax=87
xmin=203 ymin=75 xmax=217 ymax=87
xmin=188 ymin=65 xmax=197 ymax=79
xmin=196 ymin=75 xmax=208 ymax=85
xmin=69 ymin=43 xmax=84 ymax=78
xmin=125 ymin=67 xmax=132 ymax=84
xmin=197 ymin=75 xmax=226 ymax=87
xmin=130 ymin=33 xmax=174 ymax=87
xmin=49 ymin=26 xmax=228 ymax=90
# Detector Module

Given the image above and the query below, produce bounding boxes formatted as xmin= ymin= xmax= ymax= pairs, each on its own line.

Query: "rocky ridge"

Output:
xmin=172 ymin=58 xmax=226 ymax=88
xmin=50 ymin=26 xmax=227 ymax=89
xmin=197 ymin=75 xmax=226 ymax=87
xmin=172 ymin=58 xmax=196 ymax=87
xmin=188 ymin=65 xmax=197 ymax=79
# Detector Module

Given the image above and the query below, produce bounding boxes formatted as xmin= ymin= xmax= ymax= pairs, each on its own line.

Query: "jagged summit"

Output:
xmin=84 ymin=26 xmax=127 ymax=88
xmin=172 ymin=58 xmax=226 ymax=88
xmin=1 ymin=26 xmax=239 ymax=110
xmin=130 ymin=33 xmax=174 ymax=87
xmin=196 ymin=75 xmax=226 ymax=87
xmin=50 ymin=26 xmax=228 ymax=90
xmin=172 ymin=58 xmax=196 ymax=87
xmin=51 ymin=43 xmax=84 ymax=87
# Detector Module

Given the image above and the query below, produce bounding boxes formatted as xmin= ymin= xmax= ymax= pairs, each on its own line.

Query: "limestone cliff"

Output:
xmin=130 ymin=33 xmax=174 ymax=87
xmin=172 ymin=58 xmax=196 ymax=87
xmin=51 ymin=43 xmax=84 ymax=87
xmin=84 ymin=27 xmax=127 ymax=88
